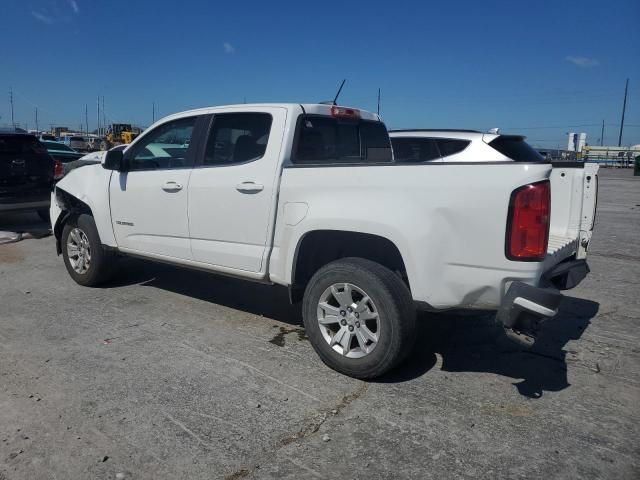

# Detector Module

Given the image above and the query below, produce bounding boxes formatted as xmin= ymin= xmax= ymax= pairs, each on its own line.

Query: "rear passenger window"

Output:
xmin=436 ymin=139 xmax=469 ymax=157
xmin=293 ymin=116 xmax=392 ymax=164
xmin=391 ymin=138 xmax=440 ymax=162
xmin=204 ymin=113 xmax=273 ymax=166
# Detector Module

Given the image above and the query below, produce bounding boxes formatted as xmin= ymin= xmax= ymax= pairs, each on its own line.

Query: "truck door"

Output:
xmin=109 ymin=115 xmax=205 ymax=259
xmin=187 ymin=107 xmax=287 ymax=273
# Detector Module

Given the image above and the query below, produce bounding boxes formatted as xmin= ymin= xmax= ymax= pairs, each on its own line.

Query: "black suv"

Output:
xmin=0 ymin=132 xmax=61 ymax=221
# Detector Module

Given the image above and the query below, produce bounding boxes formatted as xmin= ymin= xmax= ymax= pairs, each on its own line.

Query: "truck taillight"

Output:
xmin=506 ymin=180 xmax=550 ymax=261
xmin=330 ymin=105 xmax=360 ymax=119
xmin=54 ymin=159 xmax=65 ymax=180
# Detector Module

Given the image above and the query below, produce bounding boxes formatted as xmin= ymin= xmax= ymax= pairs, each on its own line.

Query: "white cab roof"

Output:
xmin=156 ymin=103 xmax=381 ymax=125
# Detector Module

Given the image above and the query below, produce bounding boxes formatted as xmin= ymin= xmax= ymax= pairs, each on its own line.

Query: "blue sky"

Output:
xmin=1 ymin=0 xmax=639 ymax=147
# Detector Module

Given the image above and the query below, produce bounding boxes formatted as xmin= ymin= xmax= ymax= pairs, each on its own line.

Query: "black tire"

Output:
xmin=37 ymin=209 xmax=50 ymax=223
xmin=302 ymin=257 xmax=416 ymax=379
xmin=61 ymin=214 xmax=115 ymax=286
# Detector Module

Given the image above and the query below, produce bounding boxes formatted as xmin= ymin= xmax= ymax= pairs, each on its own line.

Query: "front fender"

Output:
xmin=53 ymin=165 xmax=116 ymax=248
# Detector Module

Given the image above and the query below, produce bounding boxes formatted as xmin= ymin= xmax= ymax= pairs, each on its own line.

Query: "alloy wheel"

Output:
xmin=316 ymin=283 xmax=380 ymax=358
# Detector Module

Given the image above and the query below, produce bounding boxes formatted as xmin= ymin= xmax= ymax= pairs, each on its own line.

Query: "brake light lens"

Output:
xmin=506 ymin=180 xmax=551 ymax=261
xmin=53 ymin=159 xmax=65 ymax=180
xmin=330 ymin=105 xmax=360 ymax=119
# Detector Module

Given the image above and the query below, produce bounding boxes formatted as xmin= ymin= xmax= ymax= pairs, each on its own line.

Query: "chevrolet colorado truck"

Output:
xmin=50 ymin=104 xmax=598 ymax=378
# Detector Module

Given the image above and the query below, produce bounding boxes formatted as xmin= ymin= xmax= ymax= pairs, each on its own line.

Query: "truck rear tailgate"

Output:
xmin=545 ymin=162 xmax=599 ymax=272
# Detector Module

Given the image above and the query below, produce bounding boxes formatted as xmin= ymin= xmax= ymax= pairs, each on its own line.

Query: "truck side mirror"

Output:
xmin=103 ymin=149 xmax=125 ymax=171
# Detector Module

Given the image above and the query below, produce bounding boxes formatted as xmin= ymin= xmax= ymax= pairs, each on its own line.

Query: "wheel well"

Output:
xmin=290 ymin=230 xmax=409 ymax=303
xmin=53 ymin=189 xmax=93 ymax=254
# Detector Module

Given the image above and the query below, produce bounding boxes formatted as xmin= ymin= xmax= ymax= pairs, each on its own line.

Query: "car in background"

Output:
xmin=0 ymin=132 xmax=63 ymax=221
xmin=41 ymin=141 xmax=84 ymax=165
xmin=39 ymin=134 xmax=58 ymax=142
xmin=86 ymin=137 xmax=103 ymax=151
xmin=388 ymin=129 xmax=546 ymax=163
xmin=62 ymin=135 xmax=89 ymax=152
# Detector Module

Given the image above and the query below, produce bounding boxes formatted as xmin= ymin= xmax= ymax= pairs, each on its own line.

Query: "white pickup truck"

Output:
xmin=50 ymin=104 xmax=598 ymax=378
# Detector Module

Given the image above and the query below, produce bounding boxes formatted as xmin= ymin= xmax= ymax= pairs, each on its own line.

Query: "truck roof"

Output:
xmin=156 ymin=103 xmax=382 ymax=125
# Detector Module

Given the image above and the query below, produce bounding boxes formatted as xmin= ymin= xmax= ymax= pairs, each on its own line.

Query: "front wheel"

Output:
xmin=302 ymin=258 xmax=416 ymax=379
xmin=61 ymin=214 xmax=115 ymax=286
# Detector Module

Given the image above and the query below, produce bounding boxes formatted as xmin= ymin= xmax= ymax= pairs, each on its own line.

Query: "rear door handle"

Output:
xmin=236 ymin=182 xmax=264 ymax=193
xmin=162 ymin=181 xmax=183 ymax=192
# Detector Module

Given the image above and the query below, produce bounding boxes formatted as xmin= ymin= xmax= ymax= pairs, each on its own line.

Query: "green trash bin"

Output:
xmin=635 ymin=155 xmax=640 ymax=176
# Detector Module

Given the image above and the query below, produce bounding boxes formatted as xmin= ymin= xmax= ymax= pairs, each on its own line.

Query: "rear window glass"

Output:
xmin=293 ymin=116 xmax=392 ymax=164
xmin=0 ymin=135 xmax=41 ymax=154
xmin=43 ymin=141 xmax=74 ymax=152
xmin=391 ymin=138 xmax=440 ymax=162
xmin=436 ymin=139 xmax=469 ymax=157
xmin=70 ymin=136 xmax=84 ymax=141
xmin=489 ymin=136 xmax=544 ymax=162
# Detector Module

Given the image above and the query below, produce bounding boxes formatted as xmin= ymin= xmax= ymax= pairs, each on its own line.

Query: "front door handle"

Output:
xmin=236 ymin=182 xmax=264 ymax=193
xmin=162 ymin=181 xmax=183 ymax=192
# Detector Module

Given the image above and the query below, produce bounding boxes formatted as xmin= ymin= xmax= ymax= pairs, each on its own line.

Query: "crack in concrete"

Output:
xmin=278 ymin=382 xmax=368 ymax=447
xmin=224 ymin=382 xmax=369 ymax=480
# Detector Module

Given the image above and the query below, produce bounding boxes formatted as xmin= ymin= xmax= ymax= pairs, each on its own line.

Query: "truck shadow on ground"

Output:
xmin=110 ymin=258 xmax=599 ymax=398
xmin=379 ymin=296 xmax=600 ymax=398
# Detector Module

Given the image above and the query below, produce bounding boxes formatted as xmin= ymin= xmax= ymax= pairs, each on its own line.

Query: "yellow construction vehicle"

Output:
xmin=100 ymin=124 xmax=139 ymax=150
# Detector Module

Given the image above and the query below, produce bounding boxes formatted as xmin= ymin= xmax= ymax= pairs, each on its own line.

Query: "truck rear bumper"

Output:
xmin=496 ymin=281 xmax=562 ymax=347
xmin=543 ymin=258 xmax=590 ymax=290
xmin=0 ymin=199 xmax=50 ymax=212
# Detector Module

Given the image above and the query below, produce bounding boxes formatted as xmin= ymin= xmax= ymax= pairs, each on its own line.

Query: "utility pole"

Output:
xmin=85 ymin=104 xmax=89 ymax=135
xmin=102 ymin=96 xmax=106 ymax=130
xmin=152 ymin=101 xmax=155 ymax=123
xmin=35 ymin=107 xmax=39 ymax=133
xmin=9 ymin=87 xmax=15 ymax=127
xmin=97 ymin=96 xmax=100 ymax=136
xmin=600 ymin=120 xmax=604 ymax=146
xmin=618 ymin=78 xmax=628 ymax=147
xmin=377 ymin=88 xmax=381 ymax=116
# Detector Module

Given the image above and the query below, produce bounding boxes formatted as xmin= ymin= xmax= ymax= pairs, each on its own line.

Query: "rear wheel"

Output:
xmin=302 ymin=258 xmax=416 ymax=379
xmin=61 ymin=214 xmax=115 ymax=286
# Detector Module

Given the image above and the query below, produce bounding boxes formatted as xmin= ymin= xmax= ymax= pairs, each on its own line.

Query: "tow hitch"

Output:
xmin=496 ymin=281 xmax=563 ymax=347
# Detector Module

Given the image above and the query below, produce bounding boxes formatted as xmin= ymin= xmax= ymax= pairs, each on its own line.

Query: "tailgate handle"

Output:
xmin=236 ymin=182 xmax=264 ymax=193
